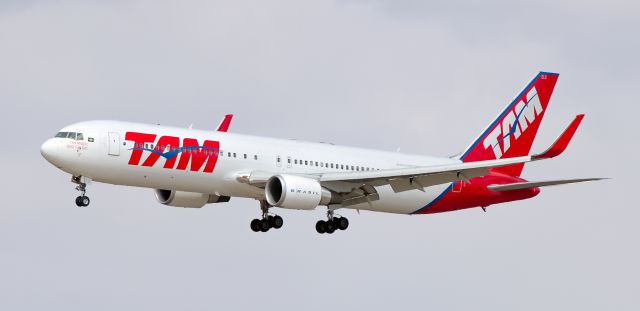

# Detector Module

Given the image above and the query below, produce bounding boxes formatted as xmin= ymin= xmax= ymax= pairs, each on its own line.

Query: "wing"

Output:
xmin=237 ymin=115 xmax=584 ymax=206
xmin=320 ymin=114 xmax=584 ymax=189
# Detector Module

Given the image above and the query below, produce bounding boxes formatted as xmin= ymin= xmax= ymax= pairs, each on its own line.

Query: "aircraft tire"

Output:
xmin=272 ymin=215 xmax=283 ymax=229
xmin=250 ymin=219 xmax=260 ymax=232
xmin=316 ymin=220 xmax=326 ymax=234
xmin=324 ymin=221 xmax=335 ymax=234
xmin=259 ymin=219 xmax=270 ymax=232
xmin=337 ymin=217 xmax=349 ymax=230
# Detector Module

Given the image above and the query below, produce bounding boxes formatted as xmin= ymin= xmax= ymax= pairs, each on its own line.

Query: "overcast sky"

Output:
xmin=0 ymin=1 xmax=637 ymax=310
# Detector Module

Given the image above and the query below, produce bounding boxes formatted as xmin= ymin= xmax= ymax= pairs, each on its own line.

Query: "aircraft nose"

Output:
xmin=40 ymin=139 xmax=59 ymax=165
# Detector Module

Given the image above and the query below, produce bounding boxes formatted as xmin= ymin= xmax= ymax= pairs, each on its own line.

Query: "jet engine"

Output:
xmin=154 ymin=189 xmax=230 ymax=208
xmin=265 ymin=174 xmax=332 ymax=210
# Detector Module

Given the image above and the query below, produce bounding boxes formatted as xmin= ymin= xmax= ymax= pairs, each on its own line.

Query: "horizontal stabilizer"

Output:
xmin=487 ymin=178 xmax=605 ymax=191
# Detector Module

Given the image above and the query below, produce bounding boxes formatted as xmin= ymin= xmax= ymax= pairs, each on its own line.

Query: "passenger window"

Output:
xmin=305 ymin=160 xmax=308 ymax=165
xmin=356 ymin=167 xmax=360 ymax=171
xmin=351 ymin=166 xmax=354 ymax=170
xmin=228 ymin=152 xmax=231 ymax=157
xmin=254 ymin=155 xmax=258 ymax=160
xmin=294 ymin=159 xmax=298 ymax=164
xmin=340 ymin=164 xmax=344 ymax=169
xmin=233 ymin=153 xmax=237 ymax=158
xmin=244 ymin=154 xmax=247 ymax=159
xmin=315 ymin=162 xmax=318 ymax=167
xmin=288 ymin=158 xmax=291 ymax=164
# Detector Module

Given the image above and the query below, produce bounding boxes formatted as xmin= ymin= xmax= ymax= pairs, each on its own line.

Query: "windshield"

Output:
xmin=54 ymin=132 xmax=84 ymax=141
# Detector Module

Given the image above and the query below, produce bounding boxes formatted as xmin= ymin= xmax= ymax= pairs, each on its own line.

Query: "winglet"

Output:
xmin=216 ymin=114 xmax=233 ymax=132
xmin=532 ymin=114 xmax=584 ymax=160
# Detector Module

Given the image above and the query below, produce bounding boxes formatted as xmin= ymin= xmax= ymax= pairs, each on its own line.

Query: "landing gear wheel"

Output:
xmin=250 ymin=219 xmax=260 ymax=232
xmin=259 ymin=219 xmax=270 ymax=232
xmin=324 ymin=220 xmax=336 ymax=234
xmin=316 ymin=220 xmax=326 ymax=234
xmin=336 ymin=217 xmax=349 ymax=230
xmin=75 ymin=196 xmax=90 ymax=207
xmin=72 ymin=176 xmax=90 ymax=207
xmin=252 ymin=201 xmax=283 ymax=233
xmin=271 ymin=215 xmax=283 ymax=229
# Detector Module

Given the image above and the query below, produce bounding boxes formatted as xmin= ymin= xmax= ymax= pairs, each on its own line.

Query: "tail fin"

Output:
xmin=460 ymin=72 xmax=559 ymax=176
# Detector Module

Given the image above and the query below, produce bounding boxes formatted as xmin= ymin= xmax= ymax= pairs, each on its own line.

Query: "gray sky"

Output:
xmin=0 ymin=0 xmax=637 ymax=310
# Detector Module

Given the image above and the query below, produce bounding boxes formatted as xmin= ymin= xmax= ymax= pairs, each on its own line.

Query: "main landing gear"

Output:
xmin=250 ymin=201 xmax=283 ymax=233
xmin=72 ymin=175 xmax=90 ymax=207
xmin=316 ymin=209 xmax=349 ymax=234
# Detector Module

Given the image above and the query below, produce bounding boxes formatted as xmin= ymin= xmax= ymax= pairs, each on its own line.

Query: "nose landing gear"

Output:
xmin=72 ymin=175 xmax=90 ymax=207
xmin=316 ymin=209 xmax=349 ymax=234
xmin=250 ymin=200 xmax=283 ymax=232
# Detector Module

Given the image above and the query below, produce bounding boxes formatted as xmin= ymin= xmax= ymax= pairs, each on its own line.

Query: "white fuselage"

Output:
xmin=41 ymin=120 xmax=458 ymax=214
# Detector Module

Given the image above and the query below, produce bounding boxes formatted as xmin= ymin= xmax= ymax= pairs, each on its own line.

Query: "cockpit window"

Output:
xmin=54 ymin=132 xmax=84 ymax=140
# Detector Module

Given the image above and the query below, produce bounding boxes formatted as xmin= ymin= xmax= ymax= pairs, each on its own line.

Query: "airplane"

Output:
xmin=40 ymin=72 xmax=603 ymax=234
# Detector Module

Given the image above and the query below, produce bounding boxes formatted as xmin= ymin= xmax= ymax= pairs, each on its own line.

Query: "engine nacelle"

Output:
xmin=265 ymin=174 xmax=331 ymax=210
xmin=154 ymin=189 xmax=230 ymax=208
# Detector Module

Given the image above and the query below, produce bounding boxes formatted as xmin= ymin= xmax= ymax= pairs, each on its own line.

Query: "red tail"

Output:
xmin=460 ymin=72 xmax=559 ymax=176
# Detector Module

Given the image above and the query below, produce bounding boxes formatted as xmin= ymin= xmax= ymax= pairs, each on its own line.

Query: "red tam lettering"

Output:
xmin=141 ymin=135 xmax=180 ymax=168
xmin=176 ymin=138 xmax=220 ymax=173
xmin=125 ymin=132 xmax=157 ymax=165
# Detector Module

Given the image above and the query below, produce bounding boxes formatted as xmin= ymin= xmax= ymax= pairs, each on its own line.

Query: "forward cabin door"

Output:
xmin=108 ymin=132 xmax=120 ymax=156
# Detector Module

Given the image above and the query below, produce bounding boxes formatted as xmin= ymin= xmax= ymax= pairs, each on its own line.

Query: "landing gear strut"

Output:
xmin=250 ymin=200 xmax=283 ymax=232
xmin=316 ymin=209 xmax=349 ymax=234
xmin=72 ymin=175 xmax=90 ymax=207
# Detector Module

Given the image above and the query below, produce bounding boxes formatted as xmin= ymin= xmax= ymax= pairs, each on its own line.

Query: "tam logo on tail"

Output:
xmin=460 ymin=72 xmax=559 ymax=177
xmin=482 ymin=86 xmax=544 ymax=159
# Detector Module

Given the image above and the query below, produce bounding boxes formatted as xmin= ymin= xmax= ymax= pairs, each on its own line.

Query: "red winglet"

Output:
xmin=216 ymin=114 xmax=233 ymax=132
xmin=532 ymin=114 xmax=584 ymax=160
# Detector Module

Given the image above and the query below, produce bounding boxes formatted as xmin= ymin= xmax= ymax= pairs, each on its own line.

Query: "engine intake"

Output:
xmin=265 ymin=174 xmax=331 ymax=210
xmin=154 ymin=189 xmax=230 ymax=208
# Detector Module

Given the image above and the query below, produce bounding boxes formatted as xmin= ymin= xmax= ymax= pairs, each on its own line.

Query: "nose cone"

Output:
xmin=41 ymin=139 xmax=60 ymax=166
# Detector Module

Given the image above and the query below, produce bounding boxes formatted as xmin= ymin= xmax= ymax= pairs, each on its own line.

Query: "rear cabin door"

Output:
xmin=108 ymin=132 xmax=120 ymax=156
